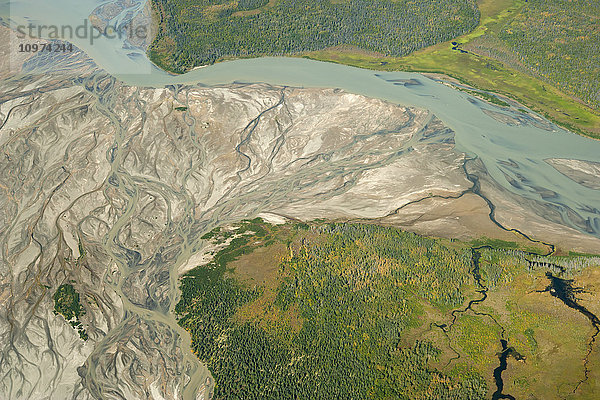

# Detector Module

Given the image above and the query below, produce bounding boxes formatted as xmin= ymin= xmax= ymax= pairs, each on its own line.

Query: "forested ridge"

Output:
xmin=149 ymin=0 xmax=480 ymax=72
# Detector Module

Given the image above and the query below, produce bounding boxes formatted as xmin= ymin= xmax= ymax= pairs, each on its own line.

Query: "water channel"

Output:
xmin=2 ymin=1 xmax=600 ymax=398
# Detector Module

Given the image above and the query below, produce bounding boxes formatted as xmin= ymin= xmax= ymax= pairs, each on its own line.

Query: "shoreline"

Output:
xmin=143 ymin=0 xmax=599 ymax=141
xmin=151 ymin=48 xmax=600 ymax=142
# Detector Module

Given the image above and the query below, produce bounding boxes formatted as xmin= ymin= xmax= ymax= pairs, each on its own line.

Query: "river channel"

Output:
xmin=2 ymin=1 xmax=600 ymax=398
xmin=3 ymin=0 xmax=600 ymax=239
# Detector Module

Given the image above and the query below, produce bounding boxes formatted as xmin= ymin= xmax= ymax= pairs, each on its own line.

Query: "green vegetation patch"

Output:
xmin=178 ymin=219 xmax=600 ymax=398
xmin=460 ymin=88 xmax=510 ymax=107
xmin=306 ymin=0 xmax=600 ymax=139
xmin=53 ymin=284 xmax=88 ymax=340
xmin=177 ymin=221 xmax=487 ymax=399
xmin=495 ymin=0 xmax=600 ymax=109
xmin=455 ymin=314 xmax=499 ymax=366
xmin=477 ymin=248 xmax=528 ymax=289
xmin=150 ymin=0 xmax=480 ymax=72
xmin=470 ymin=237 xmax=546 ymax=255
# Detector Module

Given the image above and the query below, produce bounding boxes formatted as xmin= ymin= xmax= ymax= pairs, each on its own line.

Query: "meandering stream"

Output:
xmin=435 ymin=246 xmax=519 ymax=399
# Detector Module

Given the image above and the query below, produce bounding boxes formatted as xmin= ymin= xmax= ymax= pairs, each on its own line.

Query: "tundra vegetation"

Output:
xmin=176 ymin=219 xmax=600 ymax=399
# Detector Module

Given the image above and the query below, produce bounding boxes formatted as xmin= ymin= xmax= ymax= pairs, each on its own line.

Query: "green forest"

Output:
xmin=472 ymin=0 xmax=600 ymax=108
xmin=177 ymin=219 xmax=600 ymax=399
xmin=149 ymin=0 xmax=480 ymax=72
xmin=177 ymin=220 xmax=486 ymax=399
xmin=302 ymin=0 xmax=600 ymax=139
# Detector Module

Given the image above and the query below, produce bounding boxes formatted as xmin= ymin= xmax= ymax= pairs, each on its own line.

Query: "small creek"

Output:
xmin=435 ymin=246 xmax=520 ymax=399
xmin=442 ymin=244 xmax=600 ymax=398
xmin=492 ymin=339 xmax=524 ymax=400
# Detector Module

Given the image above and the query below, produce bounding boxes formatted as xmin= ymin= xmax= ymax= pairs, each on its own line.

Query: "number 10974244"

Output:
xmin=18 ymin=43 xmax=73 ymax=52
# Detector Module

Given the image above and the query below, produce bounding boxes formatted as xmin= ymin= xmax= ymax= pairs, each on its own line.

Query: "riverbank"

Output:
xmin=303 ymin=0 xmax=600 ymax=140
xmin=148 ymin=0 xmax=600 ymax=140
